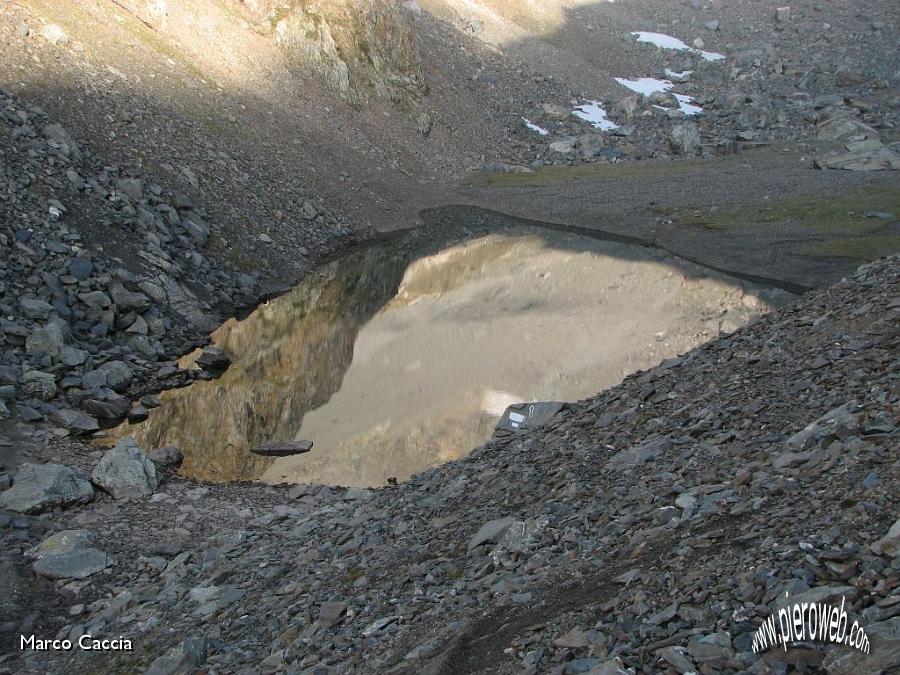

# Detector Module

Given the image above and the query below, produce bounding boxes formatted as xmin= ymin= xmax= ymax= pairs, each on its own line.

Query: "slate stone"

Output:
xmin=91 ymin=438 xmax=158 ymax=499
xmin=33 ymin=548 xmax=112 ymax=579
xmin=0 ymin=463 xmax=94 ymax=514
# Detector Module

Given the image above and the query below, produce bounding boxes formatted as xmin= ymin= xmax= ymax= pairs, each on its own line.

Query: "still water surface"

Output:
xmin=113 ymin=225 xmax=777 ymax=486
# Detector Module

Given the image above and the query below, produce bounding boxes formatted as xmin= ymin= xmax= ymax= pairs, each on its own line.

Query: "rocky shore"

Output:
xmin=1 ymin=1 xmax=898 ymax=673
xmin=2 ymin=254 xmax=896 ymax=674
xmin=0 ymin=87 xmax=371 ymax=441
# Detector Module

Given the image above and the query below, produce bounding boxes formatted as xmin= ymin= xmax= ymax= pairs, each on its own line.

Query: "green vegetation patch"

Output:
xmin=466 ymin=156 xmax=748 ymax=188
xmin=667 ymin=184 xmax=900 ymax=234
xmin=804 ymin=234 xmax=900 ymax=261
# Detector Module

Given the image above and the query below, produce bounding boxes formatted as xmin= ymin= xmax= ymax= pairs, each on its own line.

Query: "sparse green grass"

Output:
xmin=465 ymin=156 xmax=748 ymax=188
xmin=804 ymin=235 xmax=900 ymax=260
xmin=666 ymin=184 xmax=900 ymax=235
xmin=656 ymin=185 xmax=900 ymax=236
xmin=663 ymin=184 xmax=900 ymax=262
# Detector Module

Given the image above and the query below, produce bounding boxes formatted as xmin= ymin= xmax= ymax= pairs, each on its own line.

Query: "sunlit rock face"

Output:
xmin=241 ymin=0 xmax=426 ymax=109
xmin=111 ymin=225 xmax=781 ymax=487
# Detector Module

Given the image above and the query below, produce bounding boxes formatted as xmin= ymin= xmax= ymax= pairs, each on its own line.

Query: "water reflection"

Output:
xmin=114 ymin=226 xmax=776 ymax=486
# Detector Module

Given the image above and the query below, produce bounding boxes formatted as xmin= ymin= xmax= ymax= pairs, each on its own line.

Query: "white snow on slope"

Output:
xmin=572 ymin=101 xmax=620 ymax=130
xmin=522 ymin=118 xmax=549 ymax=135
xmin=674 ymin=94 xmax=703 ymax=116
xmin=633 ymin=31 xmax=690 ymax=51
xmin=665 ymin=68 xmax=693 ymax=80
xmin=699 ymin=50 xmax=726 ymax=62
xmin=614 ymin=77 xmax=674 ymax=97
xmin=631 ymin=31 xmax=725 ymax=62
xmin=616 ymin=78 xmax=704 ymax=116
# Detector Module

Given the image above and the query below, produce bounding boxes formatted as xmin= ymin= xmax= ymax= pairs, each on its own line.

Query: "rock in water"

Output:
xmin=669 ymin=123 xmax=701 ymax=156
xmin=147 ymin=446 xmax=184 ymax=469
xmin=92 ymin=438 xmax=158 ymax=499
xmin=0 ymin=463 xmax=94 ymax=514
xmin=251 ymin=440 xmax=314 ymax=457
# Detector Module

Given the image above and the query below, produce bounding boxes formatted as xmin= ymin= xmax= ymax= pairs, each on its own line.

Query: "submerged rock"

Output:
xmin=251 ymin=440 xmax=313 ymax=457
xmin=195 ymin=346 xmax=230 ymax=373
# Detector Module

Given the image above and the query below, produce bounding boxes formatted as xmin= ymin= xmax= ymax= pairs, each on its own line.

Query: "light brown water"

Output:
xmin=111 ymin=225 xmax=787 ymax=486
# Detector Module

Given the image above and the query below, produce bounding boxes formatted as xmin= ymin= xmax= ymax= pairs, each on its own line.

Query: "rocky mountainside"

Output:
xmin=2 ymin=256 xmax=897 ymax=674
xmin=1 ymin=0 xmax=899 ymax=673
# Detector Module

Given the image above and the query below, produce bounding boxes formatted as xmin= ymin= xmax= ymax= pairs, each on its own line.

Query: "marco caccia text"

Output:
xmin=21 ymin=635 xmax=133 ymax=651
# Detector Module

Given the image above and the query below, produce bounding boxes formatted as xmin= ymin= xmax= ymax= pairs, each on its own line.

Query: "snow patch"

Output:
xmin=674 ymin=94 xmax=703 ymax=116
xmin=631 ymin=31 xmax=726 ymax=62
xmin=616 ymin=78 xmax=704 ymax=116
xmin=614 ymin=77 xmax=674 ymax=97
xmin=665 ymin=68 xmax=693 ymax=80
xmin=572 ymin=101 xmax=619 ymax=131
xmin=632 ymin=31 xmax=691 ymax=51
xmin=522 ymin=118 xmax=549 ymax=136
xmin=699 ymin=51 xmax=726 ymax=62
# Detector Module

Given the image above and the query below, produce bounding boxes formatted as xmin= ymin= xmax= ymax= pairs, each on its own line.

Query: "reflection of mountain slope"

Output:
xmin=265 ymin=397 xmax=498 ymax=486
xmin=113 ymin=226 xmax=773 ymax=487
xmin=111 ymin=243 xmax=410 ymax=481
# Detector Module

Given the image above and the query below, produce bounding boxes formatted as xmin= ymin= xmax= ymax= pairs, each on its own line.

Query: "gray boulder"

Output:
xmin=98 ymin=360 xmax=134 ymax=393
xmin=251 ymin=440 xmax=313 ymax=457
xmin=606 ymin=436 xmax=673 ymax=471
xmin=22 ymin=370 xmax=57 ymax=401
xmin=31 ymin=531 xmax=112 ymax=580
xmin=468 ymin=516 xmax=517 ymax=550
xmin=51 ymin=408 xmax=100 ymax=435
xmin=824 ymin=617 xmax=900 ymax=674
xmin=19 ymin=296 xmax=54 ymax=320
xmin=0 ymin=463 xmax=94 ymax=514
xmin=669 ymin=123 xmax=701 ymax=156
xmin=872 ymin=516 xmax=900 ymax=557
xmin=68 ymin=257 xmax=94 ymax=281
xmin=92 ymin=438 xmax=158 ymax=499
xmin=144 ymin=637 xmax=208 ymax=675
xmin=196 ymin=347 xmax=230 ymax=373
xmin=147 ymin=446 xmax=184 ymax=469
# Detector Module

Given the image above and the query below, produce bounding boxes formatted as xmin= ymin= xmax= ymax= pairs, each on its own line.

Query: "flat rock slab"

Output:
xmin=0 ymin=463 xmax=94 ymax=514
xmin=495 ymin=401 xmax=564 ymax=433
xmin=51 ymin=408 xmax=100 ymax=435
xmin=251 ymin=440 xmax=313 ymax=457
xmin=468 ymin=516 xmax=517 ymax=550
xmin=31 ymin=529 xmax=94 ymax=558
xmin=606 ymin=436 xmax=673 ymax=471
xmin=33 ymin=548 xmax=112 ymax=580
